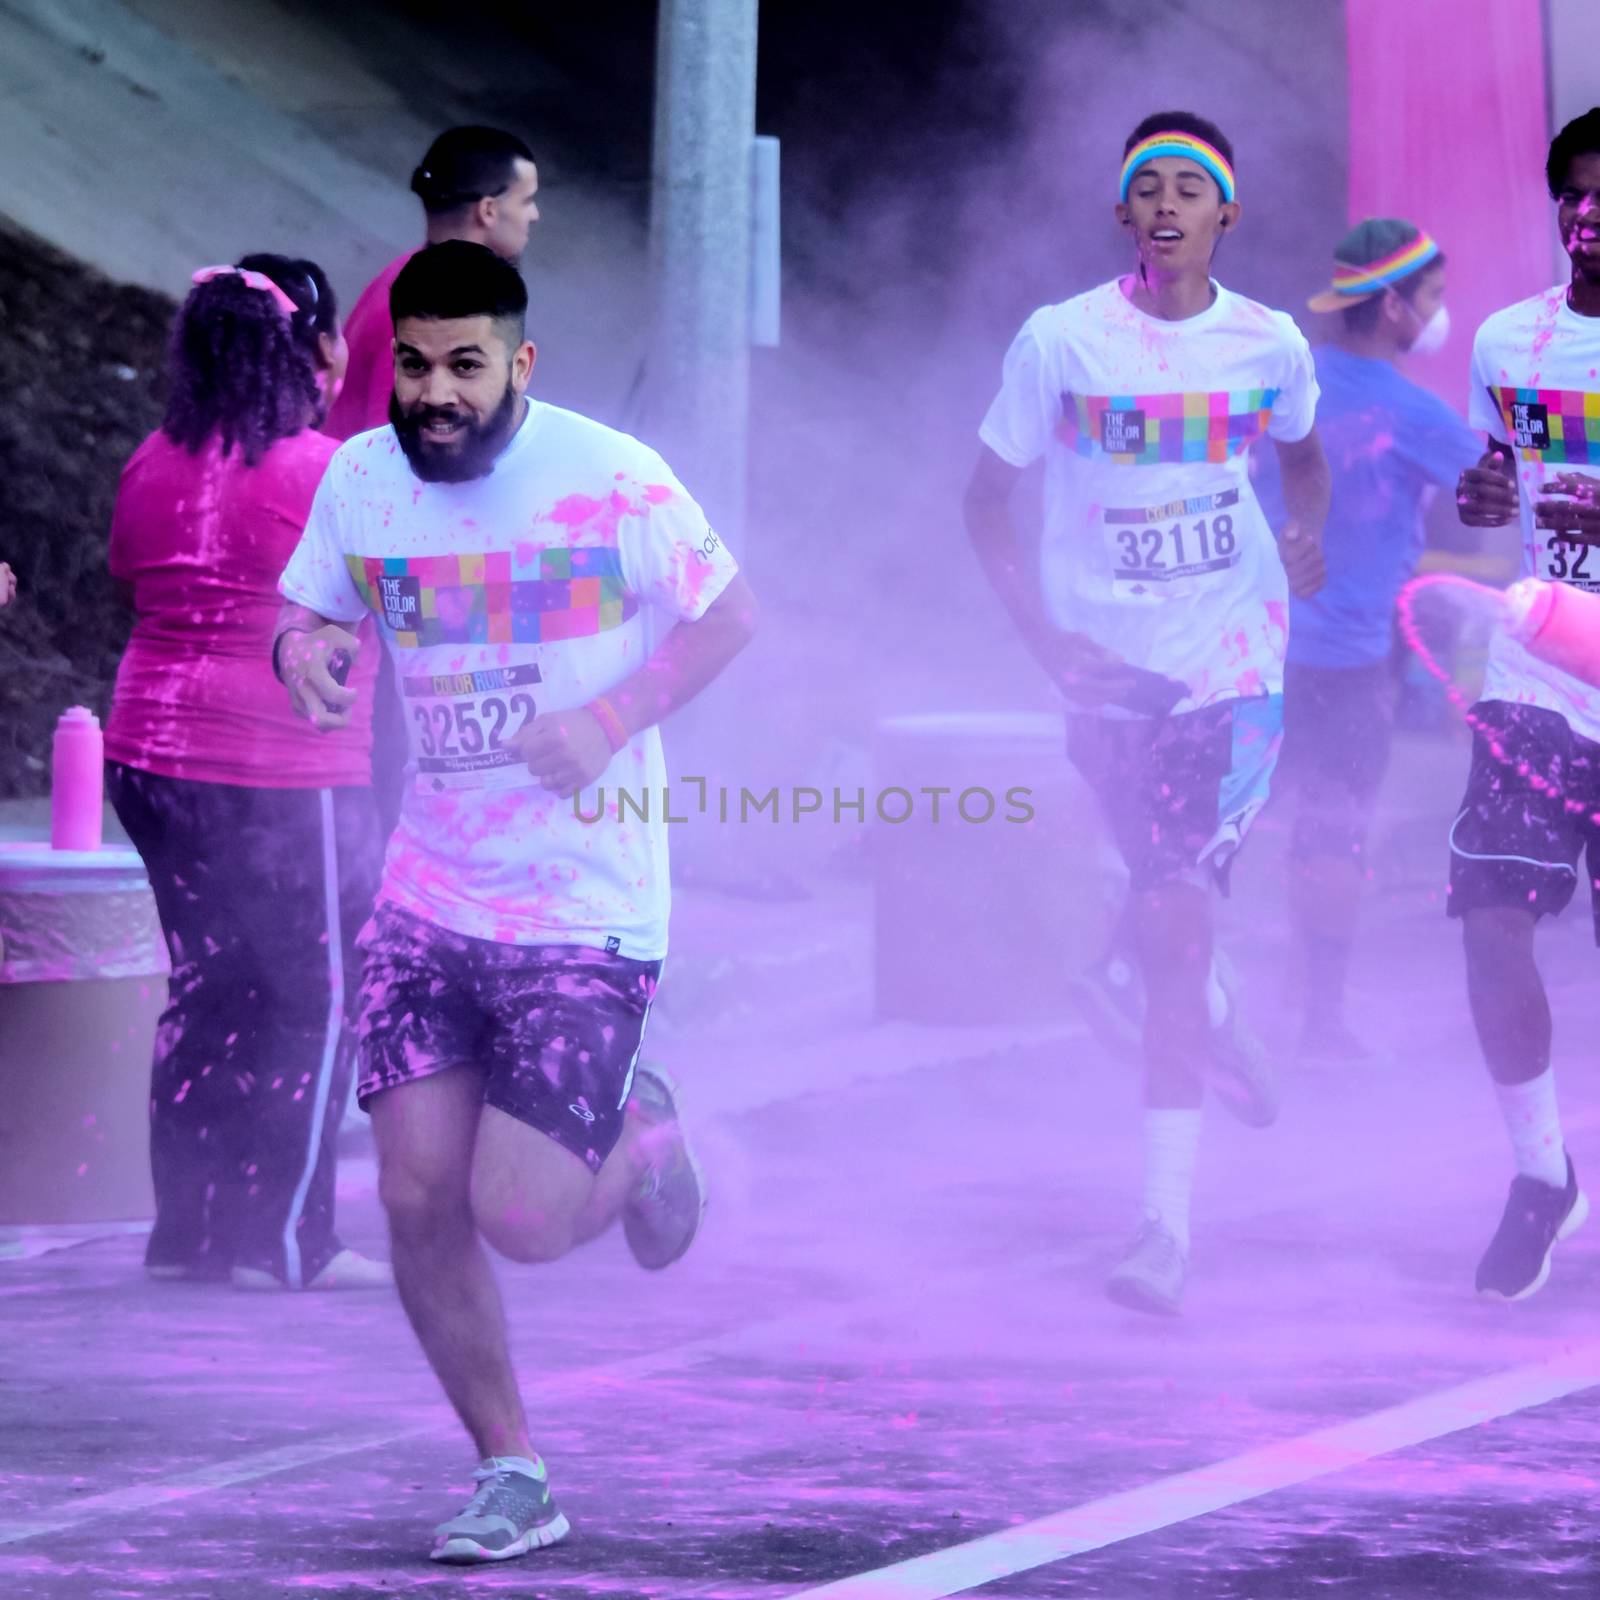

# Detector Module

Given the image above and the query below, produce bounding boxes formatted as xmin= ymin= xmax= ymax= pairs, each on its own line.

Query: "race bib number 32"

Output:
xmin=1536 ymin=532 xmax=1599 ymax=590
xmin=403 ymin=664 xmax=541 ymax=793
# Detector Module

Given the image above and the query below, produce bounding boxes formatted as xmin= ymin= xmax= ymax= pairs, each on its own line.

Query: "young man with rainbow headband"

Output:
xmin=1452 ymin=108 xmax=1600 ymax=1303
xmin=966 ymin=111 xmax=1330 ymax=1316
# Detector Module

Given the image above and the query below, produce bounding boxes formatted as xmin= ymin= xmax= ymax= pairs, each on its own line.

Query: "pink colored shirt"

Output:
xmin=106 ymin=429 xmax=376 ymax=789
xmin=323 ymin=251 xmax=412 ymax=442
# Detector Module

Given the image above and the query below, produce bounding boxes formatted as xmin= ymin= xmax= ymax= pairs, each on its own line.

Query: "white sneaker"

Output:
xmin=232 ymin=1248 xmax=392 ymax=1292
xmin=1106 ymin=1214 xmax=1188 ymax=1316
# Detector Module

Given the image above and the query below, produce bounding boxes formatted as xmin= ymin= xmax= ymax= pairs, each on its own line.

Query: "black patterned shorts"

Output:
xmin=355 ymin=903 xmax=662 ymax=1172
xmin=1448 ymin=700 xmax=1600 ymax=942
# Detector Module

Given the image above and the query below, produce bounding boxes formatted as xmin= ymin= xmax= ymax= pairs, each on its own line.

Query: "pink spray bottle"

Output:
xmin=50 ymin=705 xmax=104 ymax=851
xmin=1504 ymin=578 xmax=1600 ymax=689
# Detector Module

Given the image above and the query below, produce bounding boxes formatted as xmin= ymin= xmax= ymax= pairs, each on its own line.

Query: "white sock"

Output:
xmin=486 ymin=1454 xmax=545 ymax=1480
xmin=1205 ymin=962 xmax=1229 ymax=1030
xmin=1142 ymin=1108 xmax=1202 ymax=1252
xmin=1495 ymin=1069 xmax=1567 ymax=1188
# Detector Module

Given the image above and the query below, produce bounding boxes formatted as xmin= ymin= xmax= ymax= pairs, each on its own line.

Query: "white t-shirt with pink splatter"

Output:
xmin=980 ymin=278 xmax=1318 ymax=710
xmin=280 ymin=400 xmax=738 ymax=958
xmin=1469 ymin=286 xmax=1600 ymax=744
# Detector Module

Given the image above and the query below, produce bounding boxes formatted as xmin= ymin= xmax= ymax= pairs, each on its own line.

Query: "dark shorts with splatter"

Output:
xmin=1448 ymin=700 xmax=1600 ymax=942
xmin=354 ymin=902 xmax=662 ymax=1172
xmin=1067 ymin=696 xmax=1283 ymax=895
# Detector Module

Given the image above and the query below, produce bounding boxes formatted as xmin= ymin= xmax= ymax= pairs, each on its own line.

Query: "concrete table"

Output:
xmin=0 ymin=841 xmax=167 ymax=1223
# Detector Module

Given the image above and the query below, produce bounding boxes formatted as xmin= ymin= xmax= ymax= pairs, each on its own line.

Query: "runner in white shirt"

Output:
xmin=1452 ymin=109 xmax=1600 ymax=1304
xmin=273 ymin=241 xmax=756 ymax=1564
xmin=966 ymin=111 xmax=1330 ymax=1316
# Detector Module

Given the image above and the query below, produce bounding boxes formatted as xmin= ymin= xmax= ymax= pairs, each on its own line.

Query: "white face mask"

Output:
xmin=1407 ymin=302 xmax=1450 ymax=356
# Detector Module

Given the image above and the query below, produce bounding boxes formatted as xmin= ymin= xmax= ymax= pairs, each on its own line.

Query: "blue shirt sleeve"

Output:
xmin=1393 ymin=384 xmax=1482 ymax=487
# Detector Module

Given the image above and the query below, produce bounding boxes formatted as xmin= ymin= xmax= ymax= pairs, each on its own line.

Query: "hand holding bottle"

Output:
xmin=1534 ymin=472 xmax=1600 ymax=541
xmin=277 ymin=625 xmax=361 ymax=731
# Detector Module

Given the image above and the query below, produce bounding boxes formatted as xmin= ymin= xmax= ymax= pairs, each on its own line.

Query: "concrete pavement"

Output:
xmin=5 ymin=801 xmax=1600 ymax=1596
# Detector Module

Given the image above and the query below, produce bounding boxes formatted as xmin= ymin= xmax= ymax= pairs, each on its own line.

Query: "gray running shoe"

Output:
xmin=1206 ymin=963 xmax=1279 ymax=1128
xmin=430 ymin=1457 xmax=570 ymax=1564
xmin=1106 ymin=1214 xmax=1188 ymax=1316
xmin=1070 ymin=945 xmax=1278 ymax=1126
xmin=623 ymin=1064 xmax=707 ymax=1271
xmin=1069 ymin=952 xmax=1145 ymax=1066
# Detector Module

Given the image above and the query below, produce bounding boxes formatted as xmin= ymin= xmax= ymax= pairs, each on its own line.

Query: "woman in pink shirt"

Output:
xmin=106 ymin=256 xmax=387 ymax=1292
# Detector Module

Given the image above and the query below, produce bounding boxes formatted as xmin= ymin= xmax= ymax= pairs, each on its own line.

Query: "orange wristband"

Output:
xmin=588 ymin=695 xmax=628 ymax=753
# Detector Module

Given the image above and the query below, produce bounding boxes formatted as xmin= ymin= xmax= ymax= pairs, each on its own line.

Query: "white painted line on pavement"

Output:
xmin=0 ymin=1209 xmax=1097 ymax=1554
xmin=11 ymin=1068 xmax=1590 ymax=1552
xmin=786 ymin=1338 xmax=1600 ymax=1599
xmin=0 ymin=1312 xmax=809 ymax=1548
xmin=0 ymin=1425 xmax=417 ymax=1548
xmin=8 ymin=998 xmax=1594 ymax=1563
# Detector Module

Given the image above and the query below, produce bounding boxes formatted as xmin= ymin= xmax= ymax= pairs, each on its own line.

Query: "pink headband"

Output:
xmin=190 ymin=265 xmax=299 ymax=318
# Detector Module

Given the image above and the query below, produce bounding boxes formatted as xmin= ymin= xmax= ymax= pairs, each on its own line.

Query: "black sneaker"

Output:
xmin=1475 ymin=1154 xmax=1588 ymax=1301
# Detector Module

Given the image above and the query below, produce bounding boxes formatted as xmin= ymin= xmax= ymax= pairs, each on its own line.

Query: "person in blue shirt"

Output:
xmin=1260 ymin=218 xmax=1480 ymax=1061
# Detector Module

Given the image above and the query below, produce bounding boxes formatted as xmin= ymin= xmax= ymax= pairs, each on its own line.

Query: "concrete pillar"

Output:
xmin=643 ymin=0 xmax=769 ymax=888
xmin=646 ymin=0 xmax=758 ymax=543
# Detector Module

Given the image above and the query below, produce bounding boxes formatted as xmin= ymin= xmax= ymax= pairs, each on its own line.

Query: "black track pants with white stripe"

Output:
xmin=107 ymin=763 xmax=383 ymax=1287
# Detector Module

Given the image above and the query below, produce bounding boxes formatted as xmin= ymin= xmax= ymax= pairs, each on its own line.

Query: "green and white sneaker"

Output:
xmin=430 ymin=1456 xmax=570 ymax=1564
xmin=623 ymin=1065 xmax=707 ymax=1270
xmin=1106 ymin=1214 xmax=1188 ymax=1316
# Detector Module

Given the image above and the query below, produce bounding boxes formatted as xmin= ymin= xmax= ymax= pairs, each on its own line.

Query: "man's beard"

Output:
xmin=390 ymin=382 xmax=520 ymax=484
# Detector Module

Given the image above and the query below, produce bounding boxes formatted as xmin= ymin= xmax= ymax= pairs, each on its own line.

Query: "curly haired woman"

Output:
xmin=105 ymin=256 xmax=388 ymax=1291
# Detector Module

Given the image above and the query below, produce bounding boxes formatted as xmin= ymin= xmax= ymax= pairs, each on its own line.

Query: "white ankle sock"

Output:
xmin=1142 ymin=1108 xmax=1202 ymax=1252
xmin=1494 ymin=1069 xmax=1567 ymax=1188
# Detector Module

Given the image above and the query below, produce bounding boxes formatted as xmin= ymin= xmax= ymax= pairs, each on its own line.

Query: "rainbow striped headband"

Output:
xmin=1119 ymin=134 xmax=1236 ymax=204
xmin=1329 ymin=231 xmax=1440 ymax=296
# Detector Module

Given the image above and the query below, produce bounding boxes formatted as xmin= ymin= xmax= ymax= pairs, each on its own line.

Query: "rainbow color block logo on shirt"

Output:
xmin=1057 ymin=390 xmax=1279 ymax=465
xmin=1492 ymin=386 xmax=1600 ymax=465
xmin=344 ymin=547 xmax=636 ymax=648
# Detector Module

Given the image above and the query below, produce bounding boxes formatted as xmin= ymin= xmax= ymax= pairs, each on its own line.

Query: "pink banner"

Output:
xmin=1344 ymin=0 xmax=1552 ymax=408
